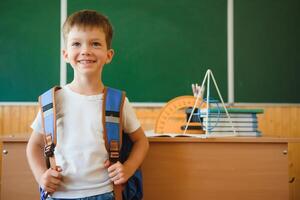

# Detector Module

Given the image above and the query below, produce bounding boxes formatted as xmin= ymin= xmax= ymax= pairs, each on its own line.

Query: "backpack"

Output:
xmin=38 ymin=86 xmax=143 ymax=200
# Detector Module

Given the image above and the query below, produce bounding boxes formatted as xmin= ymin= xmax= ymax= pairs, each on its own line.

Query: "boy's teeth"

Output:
xmin=79 ymin=60 xmax=94 ymax=63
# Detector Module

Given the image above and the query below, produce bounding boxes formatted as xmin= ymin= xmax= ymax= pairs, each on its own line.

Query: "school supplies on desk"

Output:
xmin=154 ymin=96 xmax=206 ymax=135
xmin=152 ymin=69 xmax=264 ymax=138
xmin=197 ymin=107 xmax=263 ymax=137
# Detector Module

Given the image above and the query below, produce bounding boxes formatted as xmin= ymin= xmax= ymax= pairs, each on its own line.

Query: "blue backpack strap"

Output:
xmin=38 ymin=86 xmax=61 ymax=200
xmin=103 ymin=87 xmax=125 ymax=161
xmin=103 ymin=87 xmax=125 ymax=200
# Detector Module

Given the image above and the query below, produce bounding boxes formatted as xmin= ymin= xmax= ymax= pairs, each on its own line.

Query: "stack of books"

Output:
xmin=199 ymin=108 xmax=263 ymax=137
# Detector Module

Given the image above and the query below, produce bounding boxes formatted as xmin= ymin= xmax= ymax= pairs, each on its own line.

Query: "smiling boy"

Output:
xmin=26 ymin=10 xmax=149 ymax=200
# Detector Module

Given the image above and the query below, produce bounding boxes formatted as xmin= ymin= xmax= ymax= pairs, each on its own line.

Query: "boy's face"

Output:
xmin=63 ymin=26 xmax=114 ymax=77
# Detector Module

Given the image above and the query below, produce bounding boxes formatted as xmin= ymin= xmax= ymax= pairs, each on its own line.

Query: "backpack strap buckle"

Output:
xmin=109 ymin=140 xmax=120 ymax=163
xmin=43 ymin=135 xmax=55 ymax=158
xmin=44 ymin=143 xmax=55 ymax=157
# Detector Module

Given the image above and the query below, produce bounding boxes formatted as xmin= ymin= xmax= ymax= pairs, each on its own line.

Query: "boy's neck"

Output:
xmin=68 ymin=79 xmax=105 ymax=95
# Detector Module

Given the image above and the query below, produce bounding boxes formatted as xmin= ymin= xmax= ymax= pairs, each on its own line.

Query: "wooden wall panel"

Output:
xmin=2 ymin=105 xmax=298 ymax=137
xmin=0 ymin=105 xmax=37 ymax=137
xmin=0 ymin=104 xmax=300 ymax=199
xmin=0 ymin=106 xmax=3 ymax=134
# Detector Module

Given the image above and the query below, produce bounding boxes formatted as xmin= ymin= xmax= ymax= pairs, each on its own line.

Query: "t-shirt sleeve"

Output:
xmin=122 ymin=97 xmax=141 ymax=134
xmin=31 ymin=110 xmax=44 ymax=134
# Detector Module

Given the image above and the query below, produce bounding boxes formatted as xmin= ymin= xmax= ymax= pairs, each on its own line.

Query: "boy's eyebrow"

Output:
xmin=69 ymin=38 xmax=81 ymax=41
xmin=91 ymin=38 xmax=102 ymax=41
xmin=69 ymin=38 xmax=102 ymax=41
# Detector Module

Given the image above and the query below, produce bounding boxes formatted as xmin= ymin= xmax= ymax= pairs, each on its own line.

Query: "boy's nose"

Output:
xmin=80 ymin=48 xmax=91 ymax=56
xmin=81 ymin=50 xmax=91 ymax=56
xmin=80 ymin=44 xmax=92 ymax=55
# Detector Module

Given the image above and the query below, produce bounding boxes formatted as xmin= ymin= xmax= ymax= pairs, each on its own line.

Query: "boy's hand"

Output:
xmin=39 ymin=166 xmax=63 ymax=194
xmin=104 ymin=160 xmax=134 ymax=185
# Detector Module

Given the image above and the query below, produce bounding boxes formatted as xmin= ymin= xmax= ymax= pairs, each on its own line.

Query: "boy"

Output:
xmin=26 ymin=10 xmax=149 ymax=200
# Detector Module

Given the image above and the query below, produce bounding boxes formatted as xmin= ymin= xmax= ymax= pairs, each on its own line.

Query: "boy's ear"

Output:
xmin=62 ymin=49 xmax=69 ymax=63
xmin=105 ymin=49 xmax=114 ymax=64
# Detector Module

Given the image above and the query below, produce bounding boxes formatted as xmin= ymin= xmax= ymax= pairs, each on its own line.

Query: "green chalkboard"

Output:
xmin=67 ymin=0 xmax=228 ymax=102
xmin=0 ymin=0 xmax=60 ymax=101
xmin=1 ymin=0 xmax=299 ymax=103
xmin=235 ymin=0 xmax=300 ymax=103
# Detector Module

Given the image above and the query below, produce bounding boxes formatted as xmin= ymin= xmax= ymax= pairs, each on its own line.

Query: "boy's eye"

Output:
xmin=92 ymin=42 xmax=101 ymax=48
xmin=71 ymin=42 xmax=81 ymax=47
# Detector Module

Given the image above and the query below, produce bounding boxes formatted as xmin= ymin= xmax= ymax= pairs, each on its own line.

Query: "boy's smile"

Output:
xmin=77 ymin=58 xmax=97 ymax=69
xmin=63 ymin=26 xmax=114 ymax=78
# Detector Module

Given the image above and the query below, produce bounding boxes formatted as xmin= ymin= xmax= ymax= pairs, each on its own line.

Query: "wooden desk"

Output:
xmin=1 ymin=137 xmax=299 ymax=200
xmin=142 ymin=137 xmax=299 ymax=200
xmin=1 ymin=137 xmax=39 ymax=200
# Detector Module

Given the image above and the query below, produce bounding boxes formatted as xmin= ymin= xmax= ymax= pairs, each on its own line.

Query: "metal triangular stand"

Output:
xmin=183 ymin=69 xmax=238 ymax=138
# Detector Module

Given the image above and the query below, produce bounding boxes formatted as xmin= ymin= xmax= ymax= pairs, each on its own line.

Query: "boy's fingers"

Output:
xmin=44 ymin=186 xmax=55 ymax=194
xmin=104 ymin=160 xmax=110 ymax=168
xmin=50 ymin=176 xmax=62 ymax=185
xmin=113 ymin=174 xmax=126 ymax=185
xmin=56 ymin=166 xmax=63 ymax=172
xmin=50 ymin=169 xmax=63 ymax=180
xmin=108 ymin=162 xmax=125 ymax=180
xmin=107 ymin=161 xmax=121 ymax=172
xmin=108 ymin=168 xmax=119 ymax=178
xmin=39 ymin=168 xmax=62 ymax=195
xmin=46 ymin=183 xmax=59 ymax=192
xmin=114 ymin=179 xmax=125 ymax=185
xmin=42 ymin=175 xmax=62 ymax=194
xmin=50 ymin=170 xmax=60 ymax=177
xmin=43 ymin=180 xmax=58 ymax=192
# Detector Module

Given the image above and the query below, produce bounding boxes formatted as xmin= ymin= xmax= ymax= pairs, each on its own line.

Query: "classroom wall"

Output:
xmin=0 ymin=104 xmax=300 ymax=199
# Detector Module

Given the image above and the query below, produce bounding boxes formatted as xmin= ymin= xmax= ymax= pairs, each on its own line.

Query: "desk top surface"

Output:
xmin=147 ymin=136 xmax=300 ymax=143
xmin=1 ymin=135 xmax=300 ymax=143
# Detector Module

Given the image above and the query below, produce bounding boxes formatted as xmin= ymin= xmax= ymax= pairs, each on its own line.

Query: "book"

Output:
xmin=203 ymin=117 xmax=258 ymax=122
xmin=198 ymin=108 xmax=264 ymax=114
xmin=207 ymin=131 xmax=261 ymax=137
xmin=203 ymin=126 xmax=257 ymax=132
xmin=200 ymin=113 xmax=258 ymax=118
xmin=203 ymin=121 xmax=258 ymax=127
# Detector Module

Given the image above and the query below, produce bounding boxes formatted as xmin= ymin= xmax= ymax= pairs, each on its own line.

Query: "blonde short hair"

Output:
xmin=62 ymin=10 xmax=113 ymax=49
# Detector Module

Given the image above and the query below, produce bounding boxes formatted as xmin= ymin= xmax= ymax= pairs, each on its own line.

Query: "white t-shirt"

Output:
xmin=31 ymin=86 xmax=140 ymax=198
